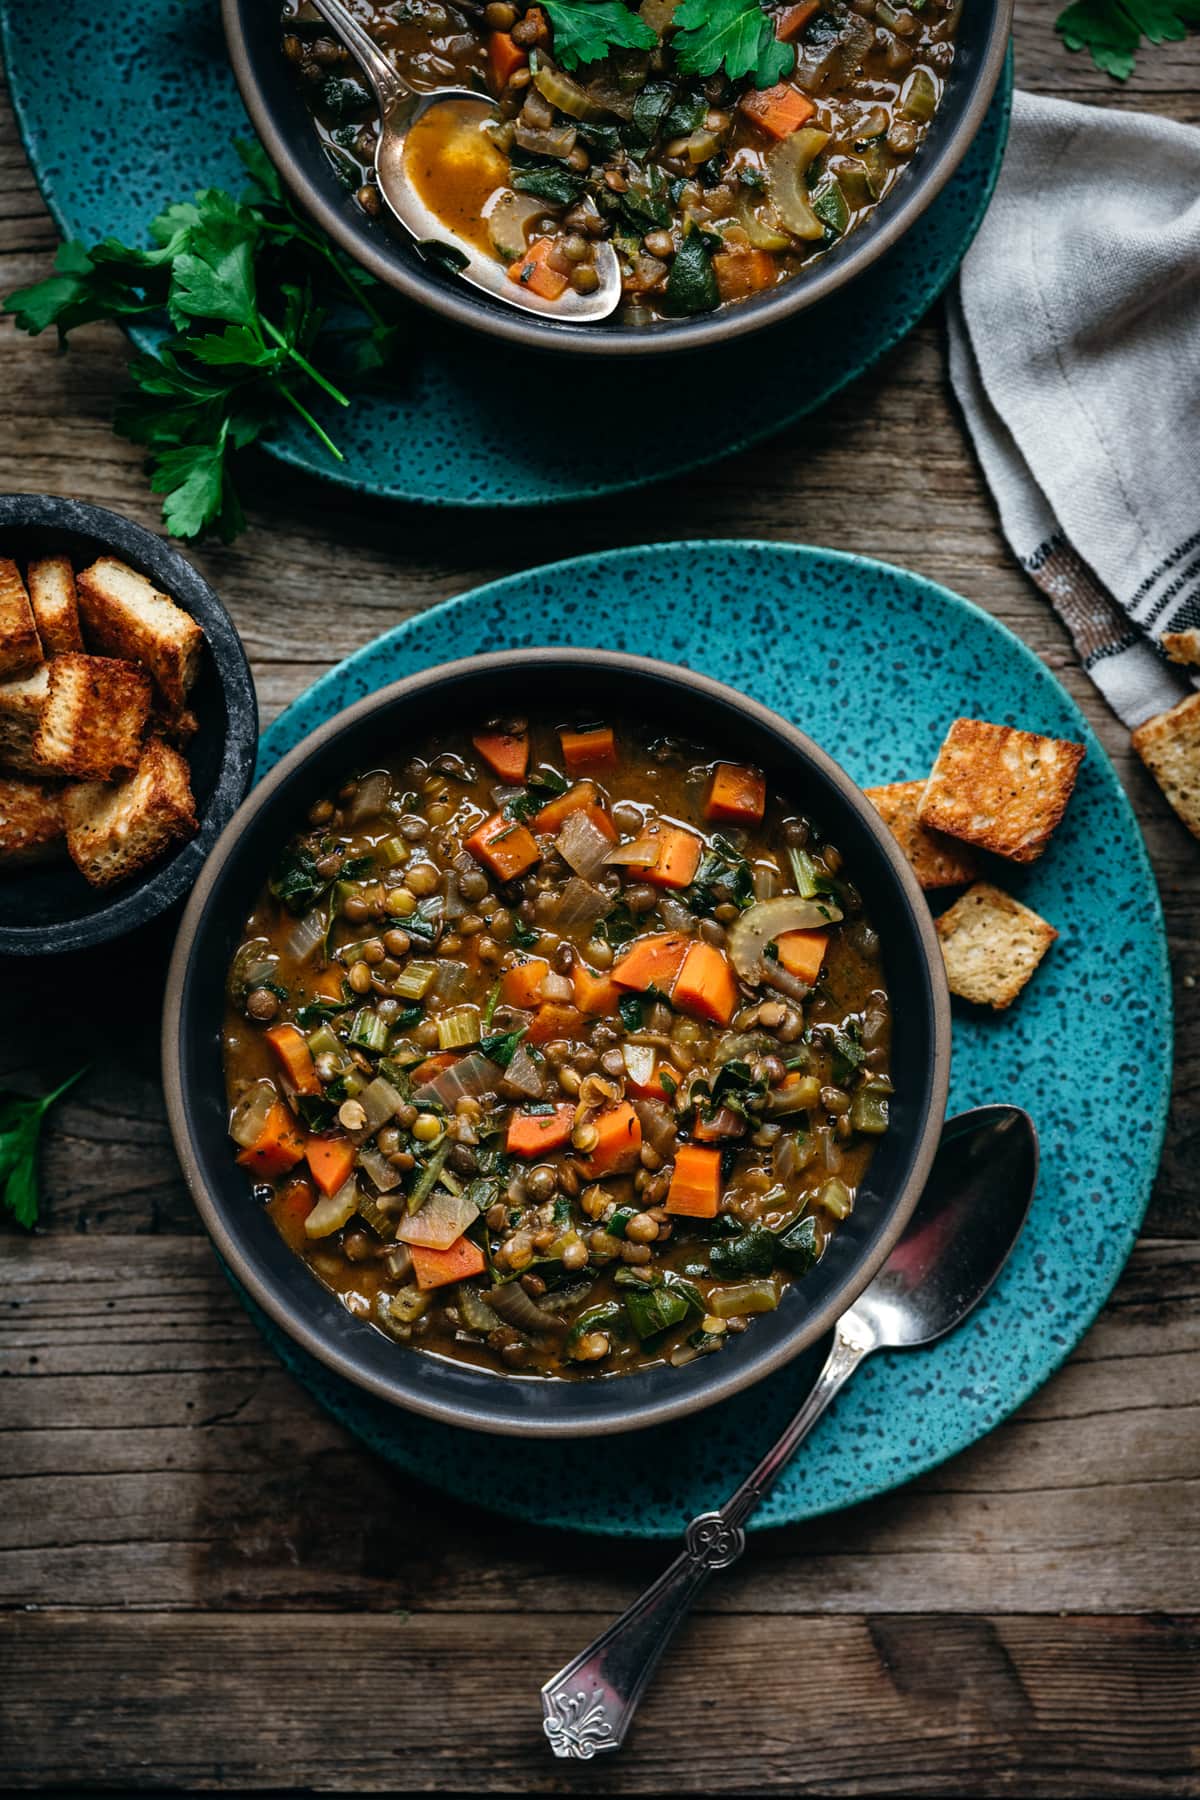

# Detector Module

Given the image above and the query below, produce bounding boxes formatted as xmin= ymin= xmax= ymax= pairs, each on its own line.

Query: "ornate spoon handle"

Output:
xmin=540 ymin=1316 xmax=873 ymax=1759
xmin=309 ymin=0 xmax=411 ymax=112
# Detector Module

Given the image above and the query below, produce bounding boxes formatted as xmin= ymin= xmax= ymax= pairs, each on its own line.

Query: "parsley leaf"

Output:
xmin=541 ymin=0 xmax=657 ymax=67
xmin=1056 ymin=0 xmax=1200 ymax=76
xmin=673 ymin=0 xmax=795 ymax=88
xmin=0 ymin=1070 xmax=87 ymax=1230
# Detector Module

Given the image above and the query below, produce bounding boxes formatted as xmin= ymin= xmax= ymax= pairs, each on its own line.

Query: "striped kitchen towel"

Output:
xmin=947 ymin=91 xmax=1200 ymax=731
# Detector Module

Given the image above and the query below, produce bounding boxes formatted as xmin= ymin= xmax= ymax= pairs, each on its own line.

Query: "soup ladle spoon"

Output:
xmin=541 ymin=1103 xmax=1039 ymax=1759
xmin=307 ymin=0 xmax=623 ymax=322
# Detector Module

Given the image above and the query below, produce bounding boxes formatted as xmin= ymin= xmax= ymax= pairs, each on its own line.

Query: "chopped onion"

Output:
xmin=621 ymin=1043 xmax=657 ymax=1090
xmin=658 ymin=896 xmax=692 ymax=932
xmin=499 ymin=1041 xmax=545 ymax=1100
xmin=441 ymin=872 xmax=465 ymax=922
xmin=514 ymin=121 xmax=577 ymax=158
xmin=305 ymin=1177 xmax=360 ymax=1240
xmin=552 ymin=877 xmax=610 ymax=929
xmin=556 ymin=808 xmax=613 ymax=879
xmin=539 ymin=970 xmax=574 ymax=1004
xmin=432 ymin=959 xmax=468 ymax=1001
xmin=229 ymin=1080 xmax=279 ymax=1150
xmin=345 ymin=770 xmax=391 ymax=826
xmin=486 ymin=1280 xmax=564 ymax=1334
xmin=358 ymin=1075 xmax=408 ymax=1133
xmin=632 ymin=1098 xmax=677 ymax=1160
xmin=491 ymin=785 xmax=523 ymax=809
xmin=603 ymin=833 xmax=662 ymax=868
xmin=285 ymin=906 xmax=326 ymax=963
xmin=395 ymin=1186 xmax=481 ymax=1250
xmin=358 ymin=1144 xmax=403 ymax=1192
xmin=228 ymin=937 xmax=278 ymax=1001
xmin=727 ymin=895 xmax=843 ymax=982
xmin=753 ymin=864 xmax=780 ymax=901
xmin=412 ymin=1051 xmax=500 ymax=1108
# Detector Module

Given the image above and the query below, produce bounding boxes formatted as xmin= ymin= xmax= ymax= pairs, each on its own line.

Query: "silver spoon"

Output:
xmin=308 ymin=0 xmax=622 ymax=321
xmin=541 ymin=1103 xmax=1039 ymax=1761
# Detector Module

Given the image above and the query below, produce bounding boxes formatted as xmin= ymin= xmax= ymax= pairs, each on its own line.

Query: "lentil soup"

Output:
xmin=222 ymin=715 xmax=892 ymax=1377
xmin=280 ymin=0 xmax=961 ymax=323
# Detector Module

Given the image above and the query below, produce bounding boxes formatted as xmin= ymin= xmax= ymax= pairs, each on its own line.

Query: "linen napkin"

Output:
xmin=947 ymin=90 xmax=1200 ymax=732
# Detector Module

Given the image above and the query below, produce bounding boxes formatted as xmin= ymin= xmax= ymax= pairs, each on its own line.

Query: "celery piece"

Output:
xmin=707 ymin=1278 xmax=779 ymax=1319
xmin=406 ymin=1136 xmax=451 ymax=1214
xmin=849 ymin=1085 xmax=890 ymax=1135
xmin=356 ymin=1186 xmax=397 ymax=1236
xmin=900 ymin=67 xmax=938 ymax=123
xmin=348 ymin=1009 xmax=390 ymax=1053
xmin=437 ymin=1006 xmax=481 ymax=1052
xmin=390 ymin=960 xmax=439 ymax=1001
xmin=817 ymin=1176 xmax=853 ymax=1219
xmin=377 ymin=1287 xmax=427 ymax=1335
xmin=378 ymin=836 xmax=410 ymax=867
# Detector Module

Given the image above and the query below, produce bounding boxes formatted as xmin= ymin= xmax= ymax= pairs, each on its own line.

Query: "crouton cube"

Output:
xmin=63 ymin=736 xmax=198 ymax=888
xmin=1162 ymin=629 xmax=1200 ymax=669
xmin=149 ymin=701 xmax=200 ymax=748
xmin=0 ymin=664 xmax=51 ymax=774
xmin=76 ymin=557 xmax=204 ymax=709
xmin=864 ymin=779 xmax=979 ymax=890
xmin=31 ymin=652 xmax=152 ymax=781
xmin=27 ymin=555 xmax=83 ymax=655
xmin=0 ymin=774 xmax=65 ymax=866
xmin=918 ymin=719 xmax=1084 ymax=863
xmin=0 ymin=558 xmax=43 ymax=678
xmin=935 ymin=882 xmax=1058 ymax=1010
xmin=1131 ymin=692 xmax=1200 ymax=841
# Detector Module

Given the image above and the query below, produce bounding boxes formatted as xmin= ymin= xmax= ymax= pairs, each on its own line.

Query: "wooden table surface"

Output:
xmin=2 ymin=10 xmax=1198 ymax=1794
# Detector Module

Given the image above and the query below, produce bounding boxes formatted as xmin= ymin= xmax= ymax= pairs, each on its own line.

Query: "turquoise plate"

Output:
xmin=0 ymin=0 xmax=1011 ymax=508
xmin=234 ymin=541 xmax=1169 ymax=1536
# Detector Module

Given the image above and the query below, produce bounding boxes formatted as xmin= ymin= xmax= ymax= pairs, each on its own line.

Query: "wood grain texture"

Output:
xmin=1 ymin=12 xmax=1199 ymax=1794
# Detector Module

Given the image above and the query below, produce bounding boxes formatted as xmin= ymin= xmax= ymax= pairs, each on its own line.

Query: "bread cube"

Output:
xmin=864 ymin=779 xmax=979 ymax=890
xmin=0 ymin=664 xmax=51 ymax=774
xmin=1132 ymin=691 xmax=1200 ymax=840
xmin=27 ymin=555 xmax=83 ymax=655
xmin=0 ymin=774 xmax=65 ymax=866
xmin=63 ymin=735 xmax=198 ymax=888
xmin=76 ymin=557 xmax=203 ymax=709
xmin=918 ymin=719 xmax=1084 ymax=863
xmin=935 ymin=882 xmax=1058 ymax=1010
xmin=31 ymin=652 xmax=151 ymax=781
xmin=0 ymin=558 xmax=42 ymax=678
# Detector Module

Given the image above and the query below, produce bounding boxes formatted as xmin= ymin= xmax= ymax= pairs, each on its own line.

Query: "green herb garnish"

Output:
xmin=673 ymin=0 xmax=795 ymax=88
xmin=1055 ymin=0 xmax=1200 ymax=77
xmin=0 ymin=1070 xmax=86 ymax=1230
xmin=541 ymin=0 xmax=657 ymax=69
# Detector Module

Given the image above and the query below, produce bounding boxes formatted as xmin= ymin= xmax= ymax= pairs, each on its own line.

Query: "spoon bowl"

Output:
xmin=308 ymin=0 xmax=621 ymax=322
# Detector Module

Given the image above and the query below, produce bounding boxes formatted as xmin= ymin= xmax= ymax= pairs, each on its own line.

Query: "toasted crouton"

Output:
xmin=935 ymin=882 xmax=1058 ymax=1009
xmin=918 ymin=719 xmax=1084 ymax=863
xmin=149 ymin=701 xmax=200 ymax=748
xmin=864 ymin=780 xmax=979 ymax=890
xmin=75 ymin=557 xmax=203 ymax=709
xmin=31 ymin=652 xmax=151 ymax=781
xmin=1132 ymin=692 xmax=1200 ymax=840
xmin=0 ymin=664 xmax=51 ymax=774
xmin=63 ymin=736 xmax=197 ymax=888
xmin=0 ymin=774 xmax=65 ymax=866
xmin=0 ymin=558 xmax=43 ymax=678
xmin=27 ymin=555 xmax=83 ymax=655
xmin=1162 ymin=629 xmax=1200 ymax=669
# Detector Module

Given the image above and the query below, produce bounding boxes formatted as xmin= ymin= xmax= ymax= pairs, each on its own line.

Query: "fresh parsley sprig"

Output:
xmin=541 ymin=0 xmax=657 ymax=67
xmin=3 ymin=140 xmax=405 ymax=542
xmin=673 ymin=0 xmax=795 ymax=88
xmin=0 ymin=1069 xmax=87 ymax=1231
xmin=1055 ymin=0 xmax=1200 ymax=77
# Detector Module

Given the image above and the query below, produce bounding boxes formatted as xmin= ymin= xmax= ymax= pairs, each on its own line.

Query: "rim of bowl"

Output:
xmin=221 ymin=0 xmax=1013 ymax=357
xmin=0 ymin=493 xmax=258 ymax=956
xmin=163 ymin=648 xmax=951 ymax=1436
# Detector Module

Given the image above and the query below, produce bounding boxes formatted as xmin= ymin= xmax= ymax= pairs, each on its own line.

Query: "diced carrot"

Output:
xmin=508 ymin=237 xmax=570 ymax=302
xmin=472 ymin=728 xmax=529 ymax=783
xmin=692 ymin=1105 xmax=746 ymax=1143
xmin=582 ymin=802 xmax=617 ymax=842
xmin=776 ymin=0 xmax=820 ymax=40
xmin=560 ymin=725 xmax=616 ymax=773
xmin=305 ymin=1134 xmax=357 ymax=1198
xmin=713 ymin=250 xmax=777 ymax=304
xmin=582 ymin=1102 xmax=642 ymax=1177
xmin=236 ymin=1100 xmax=307 ymax=1178
xmin=672 ymin=941 xmax=739 ymax=1026
xmin=410 ymin=1235 xmax=487 ymax=1291
xmin=533 ymin=780 xmax=599 ymax=834
xmin=410 ymin=1051 xmax=458 ymax=1087
xmin=269 ymin=1176 xmax=317 ymax=1249
xmin=776 ymin=929 xmax=828 ymax=985
xmin=488 ymin=28 xmax=528 ymax=89
xmin=705 ymin=762 xmax=767 ymax=825
xmin=309 ymin=965 xmax=348 ymax=1002
xmin=739 ymin=83 xmax=816 ymax=140
xmin=666 ymin=1144 xmax=723 ymax=1218
xmin=526 ymin=1002 xmax=585 ymax=1045
xmin=612 ymin=931 xmax=691 ymax=993
xmin=263 ymin=1022 xmax=322 ymax=1097
xmin=465 ymin=811 xmax=541 ymax=881
xmin=628 ymin=821 xmax=702 ymax=890
xmin=624 ymin=1058 xmax=679 ymax=1102
xmin=507 ymin=1103 xmax=577 ymax=1157
xmin=500 ymin=957 xmax=550 ymax=1009
xmin=572 ymin=963 xmax=622 ymax=1016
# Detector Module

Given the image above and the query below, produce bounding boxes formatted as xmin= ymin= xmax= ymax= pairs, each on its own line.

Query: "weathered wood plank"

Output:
xmin=1 ymin=1238 xmax=1196 ymax=1618
xmin=0 ymin=1611 xmax=1196 ymax=1794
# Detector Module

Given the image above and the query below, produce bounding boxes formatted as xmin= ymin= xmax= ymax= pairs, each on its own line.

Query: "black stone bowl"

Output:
xmin=223 ymin=0 xmax=1011 ymax=357
xmin=0 ymin=495 xmax=258 ymax=955
xmin=164 ymin=650 xmax=951 ymax=1438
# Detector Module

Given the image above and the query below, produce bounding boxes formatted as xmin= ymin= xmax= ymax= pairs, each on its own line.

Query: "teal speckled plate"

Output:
xmin=0 ymin=1 xmax=1011 ymax=508
xmin=236 ymin=541 xmax=1169 ymax=1537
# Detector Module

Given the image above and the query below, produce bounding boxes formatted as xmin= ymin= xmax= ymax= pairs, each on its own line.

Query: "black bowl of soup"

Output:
xmin=164 ymin=650 xmax=950 ymax=1436
xmin=222 ymin=0 xmax=1011 ymax=354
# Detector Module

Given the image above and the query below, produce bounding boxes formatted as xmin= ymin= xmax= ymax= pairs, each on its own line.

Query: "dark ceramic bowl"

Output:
xmin=223 ymin=0 xmax=1011 ymax=357
xmin=0 ymin=495 xmax=258 ymax=956
xmin=164 ymin=650 xmax=951 ymax=1437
